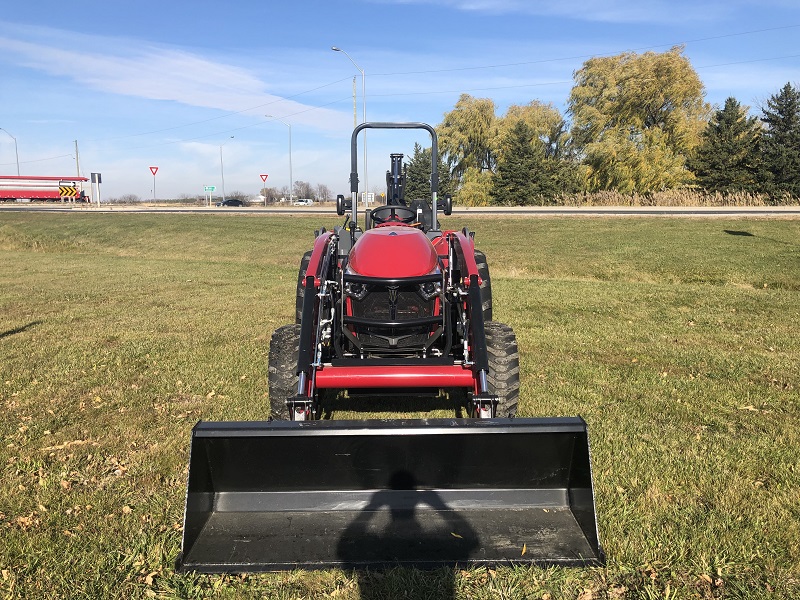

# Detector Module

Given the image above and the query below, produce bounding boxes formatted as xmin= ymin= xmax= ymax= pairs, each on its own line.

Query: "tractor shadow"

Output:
xmin=336 ymin=470 xmax=478 ymax=600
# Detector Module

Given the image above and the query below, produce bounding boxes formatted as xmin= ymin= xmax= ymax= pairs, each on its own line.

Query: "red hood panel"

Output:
xmin=349 ymin=226 xmax=439 ymax=278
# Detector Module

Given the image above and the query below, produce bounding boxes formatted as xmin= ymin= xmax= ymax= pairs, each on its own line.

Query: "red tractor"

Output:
xmin=177 ymin=123 xmax=603 ymax=573
xmin=268 ymin=122 xmax=519 ymax=420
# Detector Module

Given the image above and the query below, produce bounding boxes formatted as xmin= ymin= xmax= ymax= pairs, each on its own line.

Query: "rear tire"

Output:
xmin=268 ymin=324 xmax=300 ymax=419
xmin=485 ymin=321 xmax=520 ymax=417
xmin=475 ymin=250 xmax=493 ymax=322
xmin=295 ymin=251 xmax=312 ymax=323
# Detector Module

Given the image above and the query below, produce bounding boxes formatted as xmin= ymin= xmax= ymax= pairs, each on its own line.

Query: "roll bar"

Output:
xmin=350 ymin=122 xmax=439 ymax=231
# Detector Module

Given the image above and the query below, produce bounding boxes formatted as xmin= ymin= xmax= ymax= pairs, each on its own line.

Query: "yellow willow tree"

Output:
xmin=437 ymin=94 xmax=498 ymax=206
xmin=569 ymin=46 xmax=711 ymax=193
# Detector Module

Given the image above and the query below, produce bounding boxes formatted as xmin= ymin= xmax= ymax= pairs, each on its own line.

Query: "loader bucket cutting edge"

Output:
xmin=176 ymin=417 xmax=604 ymax=572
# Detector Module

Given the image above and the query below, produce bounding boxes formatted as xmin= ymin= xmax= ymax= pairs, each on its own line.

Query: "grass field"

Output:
xmin=1 ymin=212 xmax=798 ymax=599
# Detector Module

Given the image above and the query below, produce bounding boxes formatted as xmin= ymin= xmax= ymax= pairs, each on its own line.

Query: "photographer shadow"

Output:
xmin=337 ymin=470 xmax=480 ymax=600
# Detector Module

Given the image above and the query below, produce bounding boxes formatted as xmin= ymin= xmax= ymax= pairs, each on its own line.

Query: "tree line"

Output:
xmin=407 ymin=46 xmax=800 ymax=206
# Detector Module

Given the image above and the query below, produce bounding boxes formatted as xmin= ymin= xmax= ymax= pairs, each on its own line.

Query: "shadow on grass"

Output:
xmin=724 ymin=228 xmax=799 ymax=247
xmin=0 ymin=321 xmax=42 ymax=340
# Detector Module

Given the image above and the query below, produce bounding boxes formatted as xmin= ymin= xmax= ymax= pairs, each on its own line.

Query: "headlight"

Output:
xmin=417 ymin=281 xmax=441 ymax=301
xmin=345 ymin=281 xmax=370 ymax=300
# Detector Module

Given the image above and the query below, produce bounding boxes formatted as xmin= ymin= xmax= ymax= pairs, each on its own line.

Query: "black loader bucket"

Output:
xmin=176 ymin=418 xmax=604 ymax=572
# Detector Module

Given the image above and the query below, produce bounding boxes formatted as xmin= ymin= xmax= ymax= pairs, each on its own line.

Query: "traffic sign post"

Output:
xmin=204 ymin=185 xmax=216 ymax=206
xmin=150 ymin=166 xmax=158 ymax=201
xmin=259 ymin=174 xmax=268 ymax=206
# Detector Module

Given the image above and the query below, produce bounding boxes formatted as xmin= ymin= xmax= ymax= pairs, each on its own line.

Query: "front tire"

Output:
xmin=475 ymin=250 xmax=493 ymax=322
xmin=295 ymin=251 xmax=312 ymax=324
xmin=485 ymin=321 xmax=520 ymax=417
xmin=268 ymin=324 xmax=300 ymax=419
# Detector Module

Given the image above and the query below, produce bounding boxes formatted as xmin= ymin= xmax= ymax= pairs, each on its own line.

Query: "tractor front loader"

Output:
xmin=177 ymin=123 xmax=604 ymax=572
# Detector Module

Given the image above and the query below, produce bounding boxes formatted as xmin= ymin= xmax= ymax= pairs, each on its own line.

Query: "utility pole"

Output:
xmin=0 ymin=128 xmax=20 ymax=175
xmin=74 ymin=140 xmax=81 ymax=177
xmin=332 ymin=47 xmax=367 ymax=202
xmin=74 ymin=140 xmax=83 ymax=198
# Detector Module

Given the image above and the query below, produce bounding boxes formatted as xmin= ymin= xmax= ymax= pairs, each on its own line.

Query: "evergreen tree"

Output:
xmin=690 ymin=97 xmax=762 ymax=193
xmin=490 ymin=121 xmax=561 ymax=205
xmin=760 ymin=82 xmax=800 ymax=197
xmin=403 ymin=143 xmax=453 ymax=202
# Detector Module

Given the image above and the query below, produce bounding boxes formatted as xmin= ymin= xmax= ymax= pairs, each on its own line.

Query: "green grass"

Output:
xmin=1 ymin=212 xmax=799 ymax=599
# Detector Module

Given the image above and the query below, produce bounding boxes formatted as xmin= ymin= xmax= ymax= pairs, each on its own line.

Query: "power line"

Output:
xmin=0 ymin=154 xmax=73 ymax=167
xmin=370 ymin=80 xmax=572 ymax=97
xmin=83 ymin=23 xmax=800 ymax=147
xmin=122 ymin=95 xmax=354 ymax=151
xmin=366 ymin=53 xmax=800 ymax=99
xmin=696 ymin=53 xmax=800 ymax=71
xmin=369 ymin=24 xmax=800 ymax=77
xmin=86 ymin=76 xmax=355 ymax=143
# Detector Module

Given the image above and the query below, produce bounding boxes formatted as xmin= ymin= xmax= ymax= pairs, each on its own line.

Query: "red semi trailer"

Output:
xmin=0 ymin=175 xmax=89 ymax=202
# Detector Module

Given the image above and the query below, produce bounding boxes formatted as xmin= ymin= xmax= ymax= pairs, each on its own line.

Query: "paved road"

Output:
xmin=2 ymin=204 xmax=800 ymax=217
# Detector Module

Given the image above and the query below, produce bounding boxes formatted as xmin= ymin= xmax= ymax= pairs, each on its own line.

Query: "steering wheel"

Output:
xmin=370 ymin=205 xmax=418 ymax=225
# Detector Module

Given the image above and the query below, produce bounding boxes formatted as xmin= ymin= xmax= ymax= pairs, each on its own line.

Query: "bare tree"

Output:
xmin=260 ymin=186 xmax=283 ymax=204
xmin=315 ymin=183 xmax=332 ymax=202
xmin=293 ymin=180 xmax=314 ymax=200
xmin=106 ymin=194 xmax=141 ymax=205
xmin=226 ymin=190 xmax=250 ymax=202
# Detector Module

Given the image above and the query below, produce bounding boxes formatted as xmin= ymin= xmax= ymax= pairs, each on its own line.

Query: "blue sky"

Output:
xmin=1 ymin=0 xmax=799 ymax=200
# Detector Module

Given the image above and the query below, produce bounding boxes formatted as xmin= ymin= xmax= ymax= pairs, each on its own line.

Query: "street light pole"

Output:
xmin=352 ymin=77 xmax=357 ymax=128
xmin=331 ymin=47 xmax=367 ymax=203
xmin=266 ymin=115 xmax=293 ymax=203
xmin=220 ymin=136 xmax=234 ymax=203
xmin=0 ymin=128 xmax=20 ymax=176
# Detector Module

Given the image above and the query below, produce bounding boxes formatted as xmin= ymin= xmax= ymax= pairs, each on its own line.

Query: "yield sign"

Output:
xmin=150 ymin=166 xmax=159 ymax=176
xmin=260 ymin=174 xmax=269 ymax=182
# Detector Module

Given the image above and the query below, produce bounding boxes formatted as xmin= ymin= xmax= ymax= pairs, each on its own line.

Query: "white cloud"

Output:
xmin=0 ymin=23 xmax=349 ymax=132
xmin=375 ymin=0 xmax=794 ymax=23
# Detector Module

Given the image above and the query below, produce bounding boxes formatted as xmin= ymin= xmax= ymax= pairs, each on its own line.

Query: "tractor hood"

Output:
xmin=349 ymin=226 xmax=439 ymax=278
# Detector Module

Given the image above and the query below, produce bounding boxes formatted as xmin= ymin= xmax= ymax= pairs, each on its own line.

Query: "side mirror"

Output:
xmin=336 ymin=194 xmax=352 ymax=216
xmin=437 ymin=194 xmax=452 ymax=216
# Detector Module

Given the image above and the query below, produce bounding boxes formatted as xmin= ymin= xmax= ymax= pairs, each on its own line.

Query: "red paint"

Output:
xmin=305 ymin=232 xmax=335 ymax=287
xmin=349 ymin=226 xmax=438 ymax=278
xmin=0 ymin=176 xmax=89 ymax=202
xmin=0 ymin=189 xmax=62 ymax=199
xmin=315 ymin=365 xmax=475 ymax=389
xmin=431 ymin=231 xmax=481 ymax=285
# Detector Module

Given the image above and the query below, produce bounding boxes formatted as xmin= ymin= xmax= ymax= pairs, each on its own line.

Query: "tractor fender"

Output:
xmin=303 ymin=231 xmax=336 ymax=288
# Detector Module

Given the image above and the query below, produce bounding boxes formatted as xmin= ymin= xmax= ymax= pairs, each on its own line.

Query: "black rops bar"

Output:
xmin=177 ymin=417 xmax=604 ymax=572
xmin=350 ymin=123 xmax=439 ymax=231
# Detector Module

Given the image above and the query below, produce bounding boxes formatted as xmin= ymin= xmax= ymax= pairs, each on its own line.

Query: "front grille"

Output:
xmin=353 ymin=289 xmax=434 ymax=322
xmin=348 ymin=287 xmax=438 ymax=351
